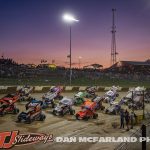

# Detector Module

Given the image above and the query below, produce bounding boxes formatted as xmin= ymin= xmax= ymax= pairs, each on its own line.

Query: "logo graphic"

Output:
xmin=0 ymin=130 xmax=53 ymax=149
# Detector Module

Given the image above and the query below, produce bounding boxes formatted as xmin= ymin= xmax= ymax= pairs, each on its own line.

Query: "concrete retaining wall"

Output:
xmin=79 ymin=86 xmax=87 ymax=91
xmin=0 ymin=85 xmax=147 ymax=94
xmin=0 ymin=86 xmax=17 ymax=94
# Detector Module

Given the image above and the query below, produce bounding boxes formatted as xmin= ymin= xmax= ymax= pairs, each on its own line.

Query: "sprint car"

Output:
xmin=103 ymin=86 xmax=119 ymax=103
xmin=76 ymin=100 xmax=98 ymax=120
xmin=18 ymin=85 xmax=33 ymax=101
xmin=42 ymin=86 xmax=63 ymax=108
xmin=74 ymin=86 xmax=97 ymax=105
xmin=0 ymin=96 xmax=19 ymax=116
xmin=105 ymin=102 xmax=121 ymax=115
xmin=17 ymin=99 xmax=46 ymax=123
xmin=53 ymin=97 xmax=75 ymax=116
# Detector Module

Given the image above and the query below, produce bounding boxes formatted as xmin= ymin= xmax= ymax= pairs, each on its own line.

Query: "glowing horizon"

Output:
xmin=0 ymin=0 xmax=150 ymax=68
xmin=3 ymin=47 xmax=149 ymax=68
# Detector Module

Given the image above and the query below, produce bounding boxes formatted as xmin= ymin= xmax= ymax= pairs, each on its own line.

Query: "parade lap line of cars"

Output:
xmin=0 ymin=86 xmax=150 ymax=123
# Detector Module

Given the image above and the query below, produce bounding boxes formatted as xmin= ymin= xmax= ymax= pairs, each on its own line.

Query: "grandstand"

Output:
xmin=106 ymin=60 xmax=150 ymax=74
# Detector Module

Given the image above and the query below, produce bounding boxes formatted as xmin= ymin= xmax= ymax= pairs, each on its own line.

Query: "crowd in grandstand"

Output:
xmin=0 ymin=58 xmax=150 ymax=81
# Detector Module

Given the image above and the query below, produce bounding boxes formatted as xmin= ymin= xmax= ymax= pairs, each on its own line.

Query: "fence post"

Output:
xmin=141 ymin=124 xmax=146 ymax=150
xmin=143 ymin=90 xmax=145 ymax=119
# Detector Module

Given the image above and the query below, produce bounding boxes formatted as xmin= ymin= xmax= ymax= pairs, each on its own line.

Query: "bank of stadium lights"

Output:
xmin=63 ymin=13 xmax=79 ymax=23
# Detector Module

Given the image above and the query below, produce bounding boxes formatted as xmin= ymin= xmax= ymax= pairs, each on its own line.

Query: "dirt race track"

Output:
xmin=0 ymin=92 xmax=150 ymax=150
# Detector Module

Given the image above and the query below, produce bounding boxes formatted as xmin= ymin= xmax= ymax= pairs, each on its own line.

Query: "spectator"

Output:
xmin=130 ymin=111 xmax=137 ymax=129
xmin=120 ymin=109 xmax=125 ymax=129
xmin=125 ymin=109 xmax=130 ymax=131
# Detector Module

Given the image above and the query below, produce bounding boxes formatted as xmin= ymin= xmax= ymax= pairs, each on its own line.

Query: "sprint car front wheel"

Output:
xmin=52 ymin=110 xmax=57 ymax=115
xmin=112 ymin=110 xmax=117 ymax=115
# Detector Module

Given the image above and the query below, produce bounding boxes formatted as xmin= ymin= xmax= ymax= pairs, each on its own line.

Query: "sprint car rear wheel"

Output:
xmin=128 ymin=105 xmax=131 ymax=109
xmin=28 ymin=97 xmax=32 ymax=101
xmin=74 ymin=102 xmax=77 ymax=105
xmin=105 ymin=109 xmax=108 ymax=114
xmin=60 ymin=111 xmax=64 ymax=116
xmin=70 ymin=109 xmax=75 ymax=115
xmin=83 ymin=116 xmax=89 ymax=121
xmin=17 ymin=117 xmax=22 ymax=122
xmin=51 ymin=102 xmax=56 ymax=108
xmin=85 ymin=95 xmax=88 ymax=98
xmin=19 ymin=97 xmax=24 ymax=102
xmin=39 ymin=114 xmax=46 ymax=121
xmin=116 ymin=93 xmax=119 ymax=97
xmin=58 ymin=95 xmax=63 ymax=100
xmin=26 ymin=118 xmax=32 ymax=124
xmin=0 ymin=111 xmax=5 ymax=117
xmin=13 ymin=108 xmax=19 ymax=114
xmin=103 ymin=99 xmax=107 ymax=103
xmin=76 ymin=114 xmax=80 ymax=120
xmin=93 ymin=113 xmax=98 ymax=119
xmin=101 ymin=106 xmax=105 ymax=111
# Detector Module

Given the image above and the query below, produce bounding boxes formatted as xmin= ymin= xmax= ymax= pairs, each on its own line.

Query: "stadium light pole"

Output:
xmin=63 ymin=13 xmax=79 ymax=85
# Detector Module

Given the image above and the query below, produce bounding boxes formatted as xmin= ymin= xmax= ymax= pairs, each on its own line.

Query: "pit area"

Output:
xmin=0 ymin=92 xmax=149 ymax=150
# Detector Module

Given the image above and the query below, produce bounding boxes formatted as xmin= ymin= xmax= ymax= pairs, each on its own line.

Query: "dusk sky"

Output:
xmin=0 ymin=0 xmax=150 ymax=67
